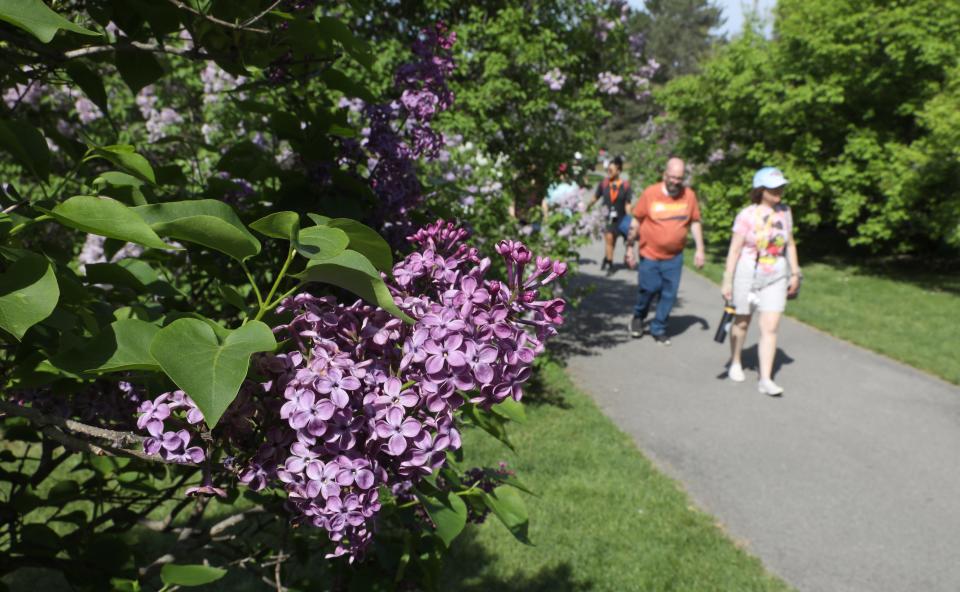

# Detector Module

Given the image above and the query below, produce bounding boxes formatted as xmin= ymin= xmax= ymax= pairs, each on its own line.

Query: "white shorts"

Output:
xmin=732 ymin=259 xmax=788 ymax=315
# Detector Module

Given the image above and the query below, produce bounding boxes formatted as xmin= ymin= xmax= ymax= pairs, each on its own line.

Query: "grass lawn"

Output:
xmin=442 ymin=361 xmax=793 ymax=592
xmin=687 ymin=248 xmax=960 ymax=385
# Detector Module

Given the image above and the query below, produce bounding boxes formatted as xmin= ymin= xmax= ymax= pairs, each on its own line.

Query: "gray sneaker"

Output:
xmin=630 ymin=316 xmax=644 ymax=338
xmin=652 ymin=334 xmax=671 ymax=346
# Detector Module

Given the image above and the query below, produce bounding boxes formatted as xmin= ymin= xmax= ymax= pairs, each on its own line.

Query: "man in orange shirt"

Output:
xmin=625 ymin=157 xmax=705 ymax=345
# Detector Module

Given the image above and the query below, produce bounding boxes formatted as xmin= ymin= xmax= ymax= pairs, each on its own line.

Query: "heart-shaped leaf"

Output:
xmin=0 ymin=119 xmax=50 ymax=180
xmin=48 ymin=196 xmax=175 ymax=250
xmin=416 ymin=491 xmax=467 ymax=547
xmin=483 ymin=486 xmax=532 ymax=544
xmin=306 ymin=213 xmax=331 ymax=226
xmin=160 ymin=564 xmax=227 ymax=587
xmin=85 ymin=145 xmax=156 ymax=184
xmin=315 ymin=16 xmax=374 ymax=70
xmin=54 ymin=319 xmax=160 ymax=374
xmin=93 ymin=171 xmax=145 ymax=189
xmin=216 ymin=281 xmax=247 ymax=310
xmin=0 ymin=0 xmax=98 ymax=43
xmin=115 ymin=48 xmax=165 ymax=95
xmin=461 ymin=403 xmax=514 ymax=451
xmin=0 ymin=252 xmax=59 ymax=340
xmin=150 ymin=318 xmax=276 ymax=427
xmin=296 ymin=250 xmax=412 ymax=323
xmin=295 ymin=224 xmax=349 ymax=260
xmin=85 ymin=260 xmax=181 ymax=298
xmin=491 ymin=397 xmax=526 ymax=423
xmin=250 ymin=211 xmax=299 ymax=240
xmin=65 ymin=61 xmax=108 ymax=114
xmin=327 ymin=218 xmax=393 ymax=272
xmin=134 ymin=200 xmax=261 ymax=261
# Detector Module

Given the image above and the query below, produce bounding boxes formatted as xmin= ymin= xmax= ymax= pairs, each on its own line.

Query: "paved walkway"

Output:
xmin=561 ymin=240 xmax=960 ymax=592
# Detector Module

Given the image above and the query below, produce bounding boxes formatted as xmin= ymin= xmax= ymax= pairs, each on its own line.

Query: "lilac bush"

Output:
xmin=360 ymin=23 xmax=457 ymax=239
xmin=135 ymin=220 xmax=566 ymax=560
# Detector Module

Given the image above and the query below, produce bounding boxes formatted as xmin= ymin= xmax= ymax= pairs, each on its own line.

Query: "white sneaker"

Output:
xmin=758 ymin=379 xmax=784 ymax=396
xmin=727 ymin=363 xmax=745 ymax=382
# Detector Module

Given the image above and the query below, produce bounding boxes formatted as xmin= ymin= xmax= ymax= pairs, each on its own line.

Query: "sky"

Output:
xmin=628 ymin=0 xmax=777 ymax=38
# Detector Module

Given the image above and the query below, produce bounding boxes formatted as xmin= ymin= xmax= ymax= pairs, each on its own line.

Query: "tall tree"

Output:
xmin=656 ymin=0 xmax=960 ymax=255
xmin=644 ymin=0 xmax=725 ymax=78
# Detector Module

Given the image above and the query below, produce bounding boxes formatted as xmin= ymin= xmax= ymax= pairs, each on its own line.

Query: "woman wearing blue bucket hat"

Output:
xmin=720 ymin=167 xmax=802 ymax=396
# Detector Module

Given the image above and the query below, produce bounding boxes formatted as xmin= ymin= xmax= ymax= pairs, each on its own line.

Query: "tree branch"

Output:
xmin=63 ymin=41 xmax=213 ymax=60
xmin=166 ymin=0 xmax=271 ymax=34
xmin=0 ymin=401 xmax=145 ymax=447
xmin=37 ymin=425 xmax=163 ymax=464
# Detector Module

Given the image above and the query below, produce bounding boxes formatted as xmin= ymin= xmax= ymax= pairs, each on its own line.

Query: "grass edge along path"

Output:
xmin=441 ymin=360 xmax=794 ymax=592
xmin=684 ymin=248 xmax=960 ymax=386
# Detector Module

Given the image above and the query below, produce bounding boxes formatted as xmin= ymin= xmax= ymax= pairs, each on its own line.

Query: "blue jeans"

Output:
xmin=633 ymin=253 xmax=683 ymax=337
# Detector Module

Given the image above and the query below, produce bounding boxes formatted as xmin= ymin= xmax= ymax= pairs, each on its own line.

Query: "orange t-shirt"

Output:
xmin=632 ymin=183 xmax=701 ymax=260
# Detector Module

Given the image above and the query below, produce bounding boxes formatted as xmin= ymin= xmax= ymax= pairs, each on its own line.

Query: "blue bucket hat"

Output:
xmin=752 ymin=167 xmax=788 ymax=189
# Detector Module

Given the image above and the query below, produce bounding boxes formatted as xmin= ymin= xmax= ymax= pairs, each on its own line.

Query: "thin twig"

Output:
xmin=240 ymin=0 xmax=284 ymax=29
xmin=1 ymin=200 xmax=26 ymax=214
xmin=138 ymin=505 xmax=267 ymax=578
xmin=210 ymin=506 xmax=266 ymax=537
xmin=166 ymin=0 xmax=270 ymax=34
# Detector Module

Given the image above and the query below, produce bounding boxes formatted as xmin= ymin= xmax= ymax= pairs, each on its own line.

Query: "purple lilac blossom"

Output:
xmin=2 ymin=82 xmax=45 ymax=109
xmin=543 ymin=68 xmax=566 ymax=91
xmin=360 ymin=23 xmax=457 ymax=241
xmin=134 ymin=220 xmax=566 ymax=561
xmin=597 ymin=71 xmax=623 ymax=95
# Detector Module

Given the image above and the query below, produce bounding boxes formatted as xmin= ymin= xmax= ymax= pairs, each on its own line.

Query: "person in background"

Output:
xmin=721 ymin=166 xmax=801 ymax=396
xmin=588 ymin=156 xmax=633 ymax=274
xmin=542 ymin=162 xmax=578 ymax=218
xmin=625 ymin=157 xmax=705 ymax=345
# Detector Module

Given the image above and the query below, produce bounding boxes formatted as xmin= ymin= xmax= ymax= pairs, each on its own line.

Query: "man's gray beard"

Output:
xmin=665 ymin=183 xmax=682 ymax=196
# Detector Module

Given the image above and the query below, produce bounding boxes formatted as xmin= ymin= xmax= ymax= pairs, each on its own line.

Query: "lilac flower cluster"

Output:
xmin=596 ymin=18 xmax=618 ymax=42
xmin=200 ymin=63 xmax=247 ymax=106
xmin=74 ymin=95 xmax=103 ymax=125
xmin=597 ymin=71 xmax=624 ymax=95
xmin=543 ymin=68 xmax=567 ymax=91
xmin=638 ymin=57 xmax=660 ymax=80
xmin=2 ymin=82 xmax=44 ymax=110
xmin=138 ymin=390 xmax=207 ymax=464
xmin=135 ymin=220 xmax=566 ymax=560
xmin=544 ymin=184 xmax=606 ymax=242
xmin=136 ymin=85 xmax=183 ymax=142
xmin=629 ymin=33 xmax=647 ymax=57
xmin=362 ymin=23 xmax=457 ymax=238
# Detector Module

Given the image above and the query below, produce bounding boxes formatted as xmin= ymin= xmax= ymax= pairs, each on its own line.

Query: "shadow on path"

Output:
xmin=711 ymin=347 xmax=796 ymax=379
xmin=555 ymin=267 xmax=706 ymax=360
xmin=554 ymin=270 xmax=635 ymax=359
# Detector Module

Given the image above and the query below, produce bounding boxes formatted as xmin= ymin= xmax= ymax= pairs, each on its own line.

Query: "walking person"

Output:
xmin=626 ymin=157 xmax=705 ymax=344
xmin=721 ymin=167 xmax=802 ymax=396
xmin=588 ymin=156 xmax=633 ymax=275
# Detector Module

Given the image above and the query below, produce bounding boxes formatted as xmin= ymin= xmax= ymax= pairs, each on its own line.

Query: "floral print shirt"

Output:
xmin=733 ymin=204 xmax=793 ymax=274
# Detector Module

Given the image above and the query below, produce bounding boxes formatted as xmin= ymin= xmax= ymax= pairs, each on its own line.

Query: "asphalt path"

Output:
xmin=560 ymin=239 xmax=960 ymax=592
